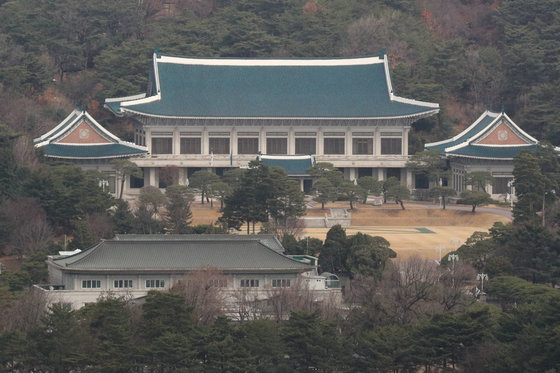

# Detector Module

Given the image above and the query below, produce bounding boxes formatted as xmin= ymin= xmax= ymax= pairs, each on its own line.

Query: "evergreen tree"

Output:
xmin=319 ymin=225 xmax=348 ymax=274
xmin=164 ymin=184 xmax=193 ymax=234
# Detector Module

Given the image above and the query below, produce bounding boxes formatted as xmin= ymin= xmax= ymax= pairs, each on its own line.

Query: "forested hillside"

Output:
xmin=0 ymin=0 xmax=559 ymax=150
xmin=1 ymin=1 xmax=560 ymax=371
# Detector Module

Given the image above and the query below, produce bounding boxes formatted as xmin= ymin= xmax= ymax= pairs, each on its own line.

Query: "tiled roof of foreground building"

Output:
xmin=50 ymin=234 xmax=310 ymax=272
xmin=105 ymin=52 xmax=439 ymax=119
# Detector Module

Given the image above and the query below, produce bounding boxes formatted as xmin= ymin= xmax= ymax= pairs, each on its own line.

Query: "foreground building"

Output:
xmin=33 ymin=108 xmax=147 ymax=195
xmin=425 ymin=110 xmax=541 ymax=199
xmin=40 ymin=234 xmax=338 ymax=311
xmin=105 ymin=51 xmax=439 ymax=195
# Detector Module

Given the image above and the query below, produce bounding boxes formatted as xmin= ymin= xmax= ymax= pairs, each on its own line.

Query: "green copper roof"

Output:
xmin=425 ymin=110 xmax=541 ymax=160
xmin=52 ymin=235 xmax=310 ymax=271
xmin=43 ymin=144 xmax=146 ymax=159
xmin=446 ymin=144 xmax=539 ymax=159
xmin=426 ymin=111 xmax=499 ymax=155
xmin=114 ymin=234 xmax=285 ymax=253
xmin=106 ymin=53 xmax=439 ymax=119
xmin=34 ymin=109 xmax=147 ymax=159
xmin=260 ymin=156 xmax=313 ymax=176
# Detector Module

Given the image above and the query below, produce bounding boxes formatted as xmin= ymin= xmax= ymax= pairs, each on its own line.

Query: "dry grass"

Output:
xmin=350 ymin=206 xmax=509 ymax=227
xmin=191 ymin=201 xmax=510 ymax=228
xmin=189 ymin=200 xmax=511 ymax=260
xmin=191 ymin=203 xmax=222 ymax=225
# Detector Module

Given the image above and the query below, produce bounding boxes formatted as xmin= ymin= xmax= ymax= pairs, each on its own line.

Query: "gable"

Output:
xmin=56 ymin=121 xmax=112 ymax=145
xmin=475 ymin=121 xmax=532 ymax=146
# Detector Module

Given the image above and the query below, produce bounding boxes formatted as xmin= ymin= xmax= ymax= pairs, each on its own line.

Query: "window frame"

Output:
xmin=323 ymin=138 xmax=345 ymax=155
xmin=266 ymin=138 xmax=288 ymax=155
xmin=295 ymin=138 xmax=316 ymax=155
xmin=151 ymin=137 xmax=173 ymax=155
xmin=209 ymin=137 xmax=230 ymax=154
xmin=380 ymin=138 xmax=402 ymax=155
xmin=352 ymin=138 xmax=374 ymax=155
xmin=237 ymin=137 xmax=259 ymax=154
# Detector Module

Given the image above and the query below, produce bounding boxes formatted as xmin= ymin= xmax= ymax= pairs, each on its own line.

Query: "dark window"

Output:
xmin=238 ymin=138 xmax=259 ymax=154
xmin=386 ymin=168 xmax=401 ymax=180
xmin=267 ymin=138 xmax=287 ymax=154
xmin=240 ymin=279 xmax=260 ymax=288
xmin=295 ymin=138 xmax=316 ymax=154
xmin=210 ymin=279 xmax=227 ymax=287
xmin=415 ymin=174 xmax=429 ymax=189
xmin=357 ymin=168 xmax=373 ymax=178
xmin=272 ymin=279 xmax=291 ymax=288
xmin=180 ymin=138 xmax=201 ymax=154
xmin=82 ymin=280 xmax=101 ymax=288
xmin=114 ymin=280 xmax=133 ymax=288
xmin=152 ymin=138 xmax=172 ymax=154
xmin=381 ymin=138 xmax=402 ymax=155
xmin=209 ymin=138 xmax=230 ymax=154
xmin=130 ymin=169 xmax=144 ymax=189
xmin=353 ymin=138 xmax=373 ymax=155
xmin=324 ymin=138 xmax=345 ymax=154
xmin=494 ymin=178 xmax=511 ymax=194
xmin=146 ymin=280 xmax=165 ymax=288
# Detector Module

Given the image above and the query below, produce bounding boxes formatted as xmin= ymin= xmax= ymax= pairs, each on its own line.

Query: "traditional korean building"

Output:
xmin=40 ymin=234 xmax=336 ymax=311
xmin=425 ymin=110 xmax=541 ymax=199
xmin=34 ymin=108 xmax=147 ymax=195
xmin=105 ymin=51 xmax=439 ymax=195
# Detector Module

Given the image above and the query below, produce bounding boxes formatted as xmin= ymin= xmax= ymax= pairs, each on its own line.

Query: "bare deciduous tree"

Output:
xmin=171 ymin=268 xmax=228 ymax=324
xmin=6 ymin=198 xmax=53 ymax=259
xmin=0 ymin=287 xmax=49 ymax=332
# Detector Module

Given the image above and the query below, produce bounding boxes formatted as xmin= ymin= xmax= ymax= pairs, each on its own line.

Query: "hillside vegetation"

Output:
xmin=0 ymin=0 xmax=559 ymax=151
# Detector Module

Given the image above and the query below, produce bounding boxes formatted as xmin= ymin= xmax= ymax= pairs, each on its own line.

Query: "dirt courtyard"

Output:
xmin=191 ymin=201 xmax=511 ymax=260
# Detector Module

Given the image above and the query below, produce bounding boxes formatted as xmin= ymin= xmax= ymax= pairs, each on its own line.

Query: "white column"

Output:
xmin=146 ymin=128 xmax=152 ymax=154
xmin=406 ymin=169 xmax=413 ymax=189
xmin=317 ymin=127 xmax=323 ymax=155
xmin=288 ymin=127 xmax=295 ymax=155
xmin=346 ymin=127 xmax=352 ymax=156
xmin=173 ymin=128 xmax=180 ymax=155
xmin=403 ymin=128 xmax=409 ymax=156
xmin=202 ymin=128 xmax=209 ymax=154
xmin=149 ymin=167 xmax=157 ymax=187
xmin=231 ymin=127 xmax=238 ymax=156
xmin=260 ymin=127 xmax=266 ymax=154
xmin=375 ymin=127 xmax=381 ymax=156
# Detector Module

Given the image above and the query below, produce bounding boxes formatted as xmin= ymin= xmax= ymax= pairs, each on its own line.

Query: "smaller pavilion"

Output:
xmin=425 ymin=110 xmax=541 ymax=199
xmin=259 ymin=154 xmax=314 ymax=192
xmin=34 ymin=108 xmax=147 ymax=195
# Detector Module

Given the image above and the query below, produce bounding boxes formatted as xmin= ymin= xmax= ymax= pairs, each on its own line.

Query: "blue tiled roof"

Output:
xmin=261 ymin=156 xmax=313 ymax=176
xmin=107 ymin=53 xmax=439 ymax=118
xmin=426 ymin=111 xmax=498 ymax=155
xmin=43 ymin=144 xmax=146 ymax=159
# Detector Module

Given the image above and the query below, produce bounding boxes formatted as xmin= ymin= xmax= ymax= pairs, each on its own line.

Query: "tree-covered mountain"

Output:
xmin=0 ymin=0 xmax=559 ymax=149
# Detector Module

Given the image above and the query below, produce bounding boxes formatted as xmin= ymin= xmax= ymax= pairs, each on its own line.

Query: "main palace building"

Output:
xmin=104 ymin=51 xmax=440 ymax=196
xmin=35 ymin=51 xmax=545 ymax=199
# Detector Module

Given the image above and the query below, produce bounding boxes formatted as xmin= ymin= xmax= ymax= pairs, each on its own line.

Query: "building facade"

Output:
xmin=105 ymin=51 xmax=439 ymax=197
xmin=41 ymin=234 xmax=336 ymax=311
xmin=425 ymin=110 xmax=542 ymax=199
xmin=34 ymin=108 xmax=147 ymax=195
